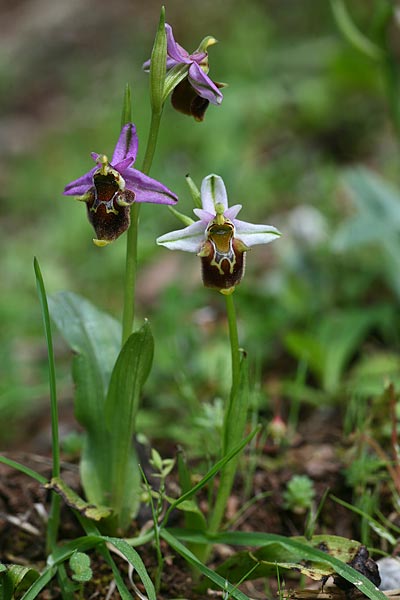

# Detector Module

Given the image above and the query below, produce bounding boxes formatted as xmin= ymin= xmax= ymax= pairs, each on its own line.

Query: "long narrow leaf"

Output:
xmin=33 ymin=257 xmax=61 ymax=552
xmin=161 ymin=529 xmax=251 ymax=600
xmin=103 ymin=537 xmax=156 ymax=600
xmin=168 ymin=529 xmax=386 ymax=600
xmin=20 ymin=567 xmax=57 ymax=600
xmin=0 ymin=456 xmax=47 ymax=484
xmin=162 ymin=426 xmax=260 ymax=525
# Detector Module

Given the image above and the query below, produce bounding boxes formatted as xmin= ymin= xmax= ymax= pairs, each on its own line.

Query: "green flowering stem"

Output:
xmin=122 ymin=203 xmax=139 ymax=345
xmin=121 ymin=8 xmax=166 ymax=344
xmin=225 ymin=293 xmax=241 ymax=404
xmin=121 ymin=111 xmax=163 ymax=344
xmin=207 ymin=293 xmax=246 ymax=538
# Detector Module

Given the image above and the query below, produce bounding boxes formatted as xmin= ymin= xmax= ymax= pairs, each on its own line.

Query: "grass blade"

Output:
xmin=33 ymin=257 xmax=60 ymax=552
xmin=161 ymin=529 xmax=251 ymax=600
xmin=167 ymin=529 xmax=386 ymax=600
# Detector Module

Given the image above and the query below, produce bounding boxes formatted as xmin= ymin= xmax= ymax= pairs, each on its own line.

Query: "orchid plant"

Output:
xmin=0 ymin=8 xmax=385 ymax=600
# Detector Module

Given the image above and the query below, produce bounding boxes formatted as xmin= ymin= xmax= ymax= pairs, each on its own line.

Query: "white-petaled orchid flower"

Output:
xmin=157 ymin=174 xmax=281 ymax=294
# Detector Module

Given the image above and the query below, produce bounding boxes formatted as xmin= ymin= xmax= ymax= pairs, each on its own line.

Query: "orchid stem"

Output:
xmin=208 ymin=293 xmax=242 ymax=535
xmin=121 ymin=108 xmax=163 ymax=345
xmin=225 ymin=292 xmax=240 ymax=407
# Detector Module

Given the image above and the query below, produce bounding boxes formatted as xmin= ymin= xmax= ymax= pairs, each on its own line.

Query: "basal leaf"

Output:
xmin=103 ymin=321 xmax=154 ymax=529
xmin=49 ymin=291 xmax=121 ymax=508
xmin=48 ymin=291 xmax=121 ymax=427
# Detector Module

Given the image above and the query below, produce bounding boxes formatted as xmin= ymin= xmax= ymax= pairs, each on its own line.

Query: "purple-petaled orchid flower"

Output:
xmin=63 ymin=123 xmax=178 ymax=245
xmin=157 ymin=174 xmax=280 ymax=294
xmin=143 ymin=24 xmax=224 ymax=121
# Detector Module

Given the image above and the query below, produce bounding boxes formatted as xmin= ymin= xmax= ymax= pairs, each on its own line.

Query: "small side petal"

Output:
xmin=63 ymin=167 xmax=97 ymax=196
xmin=201 ymin=174 xmax=229 ymax=213
xmin=225 ymin=204 xmax=242 ymax=220
xmin=188 ymin=62 xmax=223 ymax=104
xmin=124 ymin=168 xmax=178 ymax=205
xmin=193 ymin=208 xmax=215 ymax=222
xmin=157 ymin=220 xmax=205 ymax=252
xmin=233 ymin=219 xmax=281 ymax=247
xmin=113 ymin=156 xmax=135 ymax=172
xmin=166 ymin=23 xmax=190 ymax=63
xmin=111 ymin=123 xmax=138 ymax=165
xmin=142 ymin=58 xmax=151 ymax=72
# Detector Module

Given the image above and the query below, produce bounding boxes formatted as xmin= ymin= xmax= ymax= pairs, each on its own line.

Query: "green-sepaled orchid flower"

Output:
xmin=63 ymin=123 xmax=178 ymax=246
xmin=157 ymin=174 xmax=280 ymax=294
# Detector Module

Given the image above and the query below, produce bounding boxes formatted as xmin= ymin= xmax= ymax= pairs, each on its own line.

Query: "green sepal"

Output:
xmin=149 ymin=6 xmax=167 ymax=113
xmin=196 ymin=35 xmax=218 ymax=54
xmin=185 ymin=174 xmax=202 ymax=208
xmin=121 ymin=83 xmax=132 ymax=129
xmin=168 ymin=205 xmax=195 ymax=226
xmin=162 ymin=63 xmax=190 ymax=103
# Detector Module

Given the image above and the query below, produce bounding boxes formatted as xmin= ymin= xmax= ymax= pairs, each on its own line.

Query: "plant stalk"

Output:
xmin=193 ymin=292 xmax=246 ymax=568
xmin=121 ymin=108 xmax=163 ymax=345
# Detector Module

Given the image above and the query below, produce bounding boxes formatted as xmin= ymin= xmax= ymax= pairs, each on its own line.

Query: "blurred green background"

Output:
xmin=1 ymin=0 xmax=400 ymax=449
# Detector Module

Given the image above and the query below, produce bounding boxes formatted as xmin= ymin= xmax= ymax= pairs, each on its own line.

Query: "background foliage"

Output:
xmin=1 ymin=0 xmax=399 ymax=452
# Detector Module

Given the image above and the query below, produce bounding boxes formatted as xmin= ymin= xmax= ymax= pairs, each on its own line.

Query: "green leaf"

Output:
xmin=48 ymin=291 xmax=121 ymax=424
xmin=0 ymin=456 xmax=47 ymax=484
xmin=162 ymin=426 xmax=260 ymax=526
xmin=331 ymin=495 xmax=397 ymax=545
xmin=45 ymin=477 xmax=112 ymax=521
xmin=216 ymin=534 xmax=365 ymax=582
xmin=102 ymin=537 xmax=156 ymax=600
xmin=161 ymin=529 xmax=251 ymax=600
xmin=149 ymin=6 xmax=167 ymax=113
xmin=0 ymin=565 xmax=40 ymax=600
xmin=330 ymin=0 xmax=383 ymax=60
xmin=33 ymin=257 xmax=61 ymax=553
xmin=20 ymin=567 xmax=57 ymax=600
xmin=334 ymin=168 xmax=400 ymax=251
xmin=168 ymin=529 xmax=386 ymax=600
xmin=103 ymin=321 xmax=154 ymax=530
xmin=49 ymin=291 xmax=121 ymax=507
xmin=69 ymin=552 xmax=92 ymax=583
xmin=285 ymin=308 xmax=390 ymax=393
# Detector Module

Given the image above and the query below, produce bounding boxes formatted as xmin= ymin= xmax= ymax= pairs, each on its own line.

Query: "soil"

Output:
xmin=0 ymin=401 xmax=393 ymax=599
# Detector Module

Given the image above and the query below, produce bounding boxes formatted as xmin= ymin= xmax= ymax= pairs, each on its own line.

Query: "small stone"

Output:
xmin=377 ymin=557 xmax=400 ymax=591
